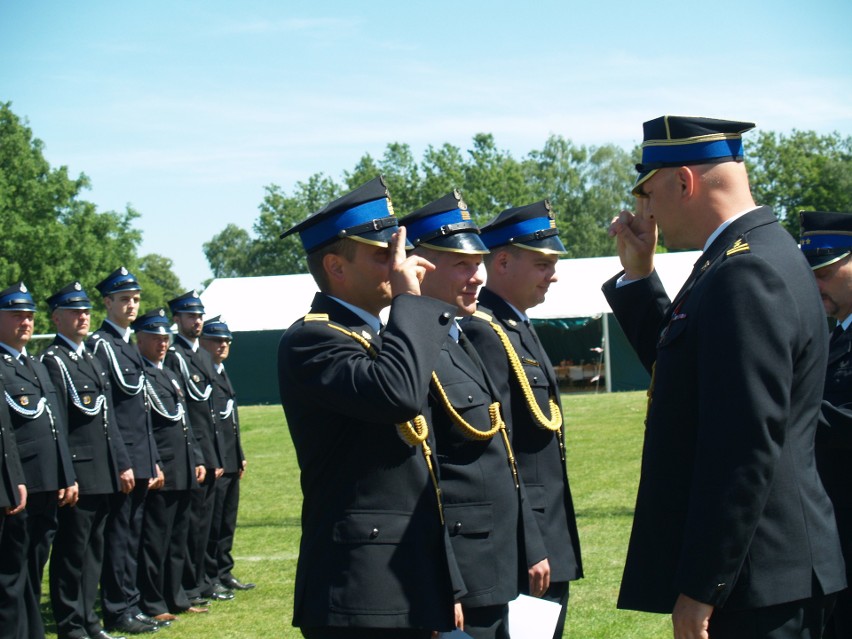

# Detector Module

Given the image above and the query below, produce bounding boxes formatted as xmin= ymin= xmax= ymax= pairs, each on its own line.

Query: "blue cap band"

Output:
xmin=404 ymin=208 xmax=471 ymax=244
xmin=299 ymin=198 xmax=392 ymax=252
xmin=479 ymin=216 xmax=555 ymax=248
xmin=641 ymin=138 xmax=744 ymax=168
xmin=801 ymin=233 xmax=852 ymax=251
xmin=0 ymin=291 xmax=35 ymax=311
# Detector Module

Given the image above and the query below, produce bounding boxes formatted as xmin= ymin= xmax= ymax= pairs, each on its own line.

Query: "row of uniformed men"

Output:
xmin=277 ymin=180 xmax=583 ymax=639
xmin=0 ymin=271 xmax=252 ymax=639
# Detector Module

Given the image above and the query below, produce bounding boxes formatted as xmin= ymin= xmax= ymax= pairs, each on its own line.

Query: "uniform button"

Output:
xmin=369 ymin=527 xmax=379 ymax=539
xmin=453 ymin=521 xmax=462 ymax=534
xmin=714 ymin=583 xmax=726 ymax=592
xmin=467 ymin=395 xmax=473 ymax=403
xmin=439 ymin=312 xmax=452 ymax=325
xmin=533 ymin=376 xmax=538 ymax=383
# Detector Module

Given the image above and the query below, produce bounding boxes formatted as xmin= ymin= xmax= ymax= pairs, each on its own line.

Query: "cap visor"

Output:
xmin=515 ymin=236 xmax=568 ymax=255
xmin=420 ymin=232 xmax=490 ymax=254
xmin=632 ymin=169 xmax=658 ymax=197
xmin=806 ymin=250 xmax=851 ymax=271
xmin=350 ymin=226 xmax=413 ymax=250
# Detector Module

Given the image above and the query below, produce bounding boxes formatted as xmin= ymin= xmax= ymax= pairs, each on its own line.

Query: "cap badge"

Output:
xmin=158 ymin=309 xmax=165 ymax=317
xmin=120 ymin=267 xmax=128 ymax=275
xmin=19 ymin=283 xmax=27 ymax=293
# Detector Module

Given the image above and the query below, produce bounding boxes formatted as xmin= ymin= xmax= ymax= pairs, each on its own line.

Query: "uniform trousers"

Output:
xmin=138 ymin=489 xmax=193 ymax=615
xmin=824 ymin=506 xmax=852 ymax=639
xmin=184 ymin=472 xmax=216 ymax=598
xmin=0 ymin=510 xmax=27 ymax=639
xmin=708 ymin=593 xmax=837 ymax=639
xmin=20 ymin=491 xmax=60 ymax=639
xmin=536 ymin=581 xmax=569 ymax=639
xmin=205 ymin=470 xmax=240 ymax=584
xmin=463 ymin=604 xmax=510 ymax=639
xmin=49 ymin=493 xmax=110 ymax=639
xmin=101 ymin=482 xmax=149 ymax=625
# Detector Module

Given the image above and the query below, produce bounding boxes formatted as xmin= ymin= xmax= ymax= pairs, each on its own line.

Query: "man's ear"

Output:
xmin=676 ymin=166 xmax=696 ymax=200
xmin=323 ymin=252 xmax=346 ymax=283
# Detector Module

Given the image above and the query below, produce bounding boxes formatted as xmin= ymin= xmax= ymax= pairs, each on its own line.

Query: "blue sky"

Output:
xmin=2 ymin=0 xmax=851 ymax=290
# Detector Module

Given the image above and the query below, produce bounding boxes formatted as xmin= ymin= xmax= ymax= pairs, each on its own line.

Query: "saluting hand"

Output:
xmin=608 ymin=199 xmax=658 ymax=280
xmin=389 ymin=226 xmax=435 ymax=297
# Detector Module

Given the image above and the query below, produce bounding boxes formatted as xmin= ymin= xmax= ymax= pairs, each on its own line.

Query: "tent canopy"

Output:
xmin=200 ymin=251 xmax=700 ymax=329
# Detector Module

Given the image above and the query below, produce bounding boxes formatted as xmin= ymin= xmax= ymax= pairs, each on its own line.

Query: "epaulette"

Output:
xmin=304 ymin=313 xmax=329 ymax=323
xmin=472 ymin=309 xmax=493 ymax=323
xmin=726 ymin=236 xmax=751 ymax=257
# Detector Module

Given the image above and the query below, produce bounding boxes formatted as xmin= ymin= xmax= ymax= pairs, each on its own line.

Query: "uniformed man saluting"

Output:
xmin=42 ymin=281 xmax=130 ymax=639
xmin=278 ymin=176 xmax=463 ymax=639
xmin=400 ymin=192 xmax=549 ymax=639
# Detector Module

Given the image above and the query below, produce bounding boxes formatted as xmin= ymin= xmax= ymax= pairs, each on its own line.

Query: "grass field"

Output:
xmin=43 ymin=391 xmax=673 ymax=639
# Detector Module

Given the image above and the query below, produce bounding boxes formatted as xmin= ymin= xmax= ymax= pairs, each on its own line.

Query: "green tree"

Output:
xmin=0 ymin=102 xmax=181 ymax=334
xmin=747 ymin=130 xmax=852 ymax=237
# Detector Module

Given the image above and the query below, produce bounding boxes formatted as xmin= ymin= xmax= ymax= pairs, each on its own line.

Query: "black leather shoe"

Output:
xmin=189 ymin=596 xmax=209 ymax=606
xmin=206 ymin=583 xmax=235 ymax=601
xmin=107 ymin=616 xmax=158 ymax=634
xmin=134 ymin=613 xmax=169 ymax=628
xmin=90 ymin=631 xmax=128 ymax=639
xmin=222 ymin=576 xmax=256 ymax=590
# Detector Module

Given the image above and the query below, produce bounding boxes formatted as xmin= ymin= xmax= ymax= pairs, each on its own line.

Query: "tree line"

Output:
xmin=203 ymin=129 xmax=852 ymax=280
xmin=4 ymin=99 xmax=851 ymax=329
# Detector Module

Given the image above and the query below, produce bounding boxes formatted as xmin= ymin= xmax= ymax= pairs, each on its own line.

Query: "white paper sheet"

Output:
xmin=507 ymin=593 xmax=562 ymax=639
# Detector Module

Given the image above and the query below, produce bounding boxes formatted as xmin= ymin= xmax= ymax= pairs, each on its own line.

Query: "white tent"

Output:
xmin=201 ymin=251 xmax=700 ymax=329
xmin=200 ymin=252 xmax=699 ymax=400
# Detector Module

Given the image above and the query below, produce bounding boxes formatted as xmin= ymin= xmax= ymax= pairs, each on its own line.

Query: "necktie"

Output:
xmin=830 ymin=324 xmax=845 ymax=345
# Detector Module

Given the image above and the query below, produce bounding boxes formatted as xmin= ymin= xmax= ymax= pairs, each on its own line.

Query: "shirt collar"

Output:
xmin=104 ymin=318 xmax=132 ymax=343
xmin=449 ymin=321 xmax=461 ymax=342
xmin=703 ymin=207 xmax=758 ymax=253
xmin=328 ymin=296 xmax=382 ymax=334
xmin=57 ymin=333 xmax=86 ymax=356
xmin=505 ymin=301 xmax=528 ymax=323
xmin=142 ymin=356 xmax=163 ymax=369
xmin=0 ymin=342 xmax=24 ymax=360
xmin=840 ymin=315 xmax=852 ymax=332
xmin=176 ymin=334 xmax=199 ymax=352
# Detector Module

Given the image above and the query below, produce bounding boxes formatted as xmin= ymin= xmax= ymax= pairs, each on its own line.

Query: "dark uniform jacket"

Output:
xmin=0 ymin=376 xmax=25 ymax=509
xmin=42 ymin=337 xmax=127 ymax=495
xmin=89 ymin=321 xmax=159 ymax=479
xmin=463 ymin=287 xmax=583 ymax=584
xmin=209 ymin=365 xmax=244 ymax=474
xmin=165 ymin=337 xmax=223 ymax=469
xmin=602 ymin=206 xmax=846 ymax=613
xmin=278 ymin=292 xmax=461 ymax=631
xmin=427 ymin=328 xmax=547 ymax=609
xmin=143 ymin=362 xmax=200 ymax=492
xmin=818 ymin=325 xmax=852 ymax=507
xmin=0 ymin=345 xmax=75 ymax=493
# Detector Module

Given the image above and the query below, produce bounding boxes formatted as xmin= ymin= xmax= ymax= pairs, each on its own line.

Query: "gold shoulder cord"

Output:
xmin=473 ymin=310 xmax=565 ymax=460
xmin=429 ymin=370 xmax=519 ymax=488
xmin=306 ymin=316 xmax=445 ymax=523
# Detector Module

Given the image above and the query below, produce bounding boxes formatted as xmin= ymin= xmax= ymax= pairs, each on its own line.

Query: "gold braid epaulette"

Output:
xmin=472 ymin=310 xmax=562 ymax=432
xmin=304 ymin=313 xmax=444 ymax=522
xmin=430 ymin=369 xmax=519 ymax=488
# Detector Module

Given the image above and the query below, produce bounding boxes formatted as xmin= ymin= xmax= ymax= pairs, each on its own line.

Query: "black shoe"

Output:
xmin=107 ymin=616 xmax=158 ymax=634
xmin=134 ymin=613 xmax=169 ymax=628
xmin=205 ymin=583 xmax=235 ymax=601
xmin=189 ymin=596 xmax=209 ymax=606
xmin=222 ymin=576 xmax=256 ymax=590
xmin=90 ymin=631 xmax=128 ymax=639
